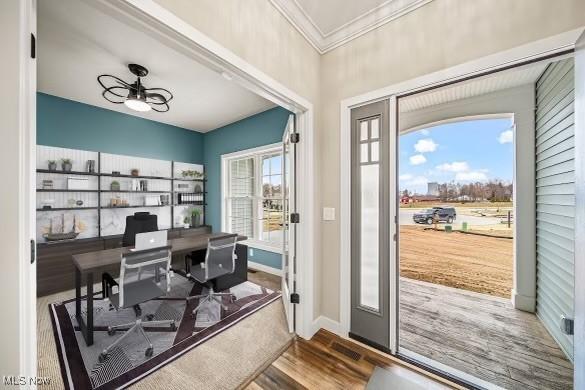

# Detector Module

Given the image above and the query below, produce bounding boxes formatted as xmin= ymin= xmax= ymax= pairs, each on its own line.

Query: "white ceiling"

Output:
xmin=271 ymin=0 xmax=432 ymax=53
xmin=399 ymin=63 xmax=549 ymax=113
xmin=37 ymin=0 xmax=275 ymax=133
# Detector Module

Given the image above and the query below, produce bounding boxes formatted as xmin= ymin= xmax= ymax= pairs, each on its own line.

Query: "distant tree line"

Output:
xmin=403 ymin=180 xmax=513 ymax=202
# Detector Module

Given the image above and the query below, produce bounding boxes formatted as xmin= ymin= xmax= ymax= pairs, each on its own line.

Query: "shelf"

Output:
xmin=37 ymin=189 xmax=98 ymax=192
xmin=36 ymin=149 xmax=207 ymax=242
xmin=100 ymin=190 xmax=171 ymax=193
xmin=172 ymin=177 xmax=206 ymax=182
xmin=37 ymin=169 xmax=100 ymax=176
xmin=101 ymin=173 xmax=172 ymax=180
xmin=101 ymin=205 xmax=171 ymax=209
xmin=37 ymin=207 xmax=98 ymax=211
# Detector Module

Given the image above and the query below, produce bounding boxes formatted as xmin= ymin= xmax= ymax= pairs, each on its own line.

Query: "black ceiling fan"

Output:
xmin=97 ymin=64 xmax=173 ymax=112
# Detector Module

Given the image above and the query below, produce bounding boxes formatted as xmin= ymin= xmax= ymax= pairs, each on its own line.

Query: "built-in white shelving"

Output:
xmin=36 ymin=145 xmax=206 ymax=241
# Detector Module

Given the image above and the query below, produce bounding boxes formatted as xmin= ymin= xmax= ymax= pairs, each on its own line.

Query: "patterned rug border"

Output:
xmin=49 ymin=283 xmax=282 ymax=390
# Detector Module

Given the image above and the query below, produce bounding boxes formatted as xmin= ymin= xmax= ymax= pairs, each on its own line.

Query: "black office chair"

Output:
xmin=122 ymin=212 xmax=158 ymax=247
xmin=102 ymin=212 xmax=160 ymax=300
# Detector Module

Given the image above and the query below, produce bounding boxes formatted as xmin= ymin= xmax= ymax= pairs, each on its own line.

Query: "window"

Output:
xmin=222 ymin=143 xmax=284 ymax=252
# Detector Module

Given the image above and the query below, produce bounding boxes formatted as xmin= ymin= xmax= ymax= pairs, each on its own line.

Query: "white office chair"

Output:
xmin=186 ymin=234 xmax=238 ymax=317
xmin=99 ymin=245 xmax=175 ymax=362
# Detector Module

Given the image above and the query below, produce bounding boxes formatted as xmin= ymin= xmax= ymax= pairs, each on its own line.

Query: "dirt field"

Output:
xmin=400 ymin=226 xmax=513 ymax=298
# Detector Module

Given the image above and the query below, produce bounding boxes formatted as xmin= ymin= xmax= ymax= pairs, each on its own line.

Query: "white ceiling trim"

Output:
xmin=270 ymin=0 xmax=433 ymax=54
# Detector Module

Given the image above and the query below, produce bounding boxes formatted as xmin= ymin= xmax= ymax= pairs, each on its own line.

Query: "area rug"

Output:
xmin=48 ymin=275 xmax=281 ymax=390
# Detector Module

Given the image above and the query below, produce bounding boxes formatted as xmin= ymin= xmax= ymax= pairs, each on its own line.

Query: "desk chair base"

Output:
xmin=186 ymin=288 xmax=234 ymax=318
xmin=98 ymin=305 xmax=176 ymax=363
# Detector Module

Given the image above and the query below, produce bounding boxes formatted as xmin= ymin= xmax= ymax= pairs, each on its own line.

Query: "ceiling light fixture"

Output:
xmin=98 ymin=64 xmax=173 ymax=112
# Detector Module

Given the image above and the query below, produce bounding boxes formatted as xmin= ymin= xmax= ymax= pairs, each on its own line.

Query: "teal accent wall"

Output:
xmin=202 ymin=106 xmax=290 ymax=231
xmin=37 ymin=93 xmax=287 ymax=269
xmin=37 ymin=93 xmax=204 ymax=163
xmin=203 ymin=106 xmax=290 ymax=269
xmin=248 ymin=248 xmax=282 ymax=269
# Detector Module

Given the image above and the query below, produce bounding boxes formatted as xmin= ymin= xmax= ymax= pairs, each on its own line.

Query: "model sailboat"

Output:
xmin=43 ymin=214 xmax=80 ymax=241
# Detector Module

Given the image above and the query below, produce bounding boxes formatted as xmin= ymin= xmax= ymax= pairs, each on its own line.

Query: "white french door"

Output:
xmin=282 ymin=114 xmax=297 ymax=332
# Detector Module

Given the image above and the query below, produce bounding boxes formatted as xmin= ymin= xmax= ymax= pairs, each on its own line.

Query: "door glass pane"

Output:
xmin=361 ymin=143 xmax=369 ymax=163
xmin=360 ymin=163 xmax=379 ymax=311
xmin=371 ymin=118 xmax=379 ymax=139
xmin=370 ymin=141 xmax=379 ymax=162
xmin=261 ymin=199 xmax=283 ymax=241
xmin=360 ymin=121 xmax=369 ymax=141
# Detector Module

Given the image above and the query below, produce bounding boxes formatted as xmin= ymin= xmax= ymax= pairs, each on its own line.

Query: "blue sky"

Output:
xmin=399 ymin=118 xmax=514 ymax=194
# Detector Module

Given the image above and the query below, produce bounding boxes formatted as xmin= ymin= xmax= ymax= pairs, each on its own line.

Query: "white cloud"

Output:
xmin=420 ymin=129 xmax=430 ymax=135
xmin=436 ymin=161 xmax=470 ymax=173
xmin=409 ymin=154 xmax=427 ymax=165
xmin=455 ymin=171 xmax=488 ymax=181
xmin=498 ymin=129 xmax=513 ymax=144
xmin=408 ymin=176 xmax=429 ymax=186
xmin=402 ymin=176 xmax=429 ymax=189
xmin=399 ymin=174 xmax=413 ymax=181
xmin=414 ymin=138 xmax=438 ymax=153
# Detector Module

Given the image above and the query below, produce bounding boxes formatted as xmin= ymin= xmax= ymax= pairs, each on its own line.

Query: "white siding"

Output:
xmin=535 ymin=58 xmax=575 ymax=360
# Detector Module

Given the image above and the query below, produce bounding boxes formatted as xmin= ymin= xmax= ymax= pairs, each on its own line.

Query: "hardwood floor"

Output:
xmin=400 ymin=278 xmax=573 ymax=390
xmin=245 ymin=329 xmax=456 ymax=389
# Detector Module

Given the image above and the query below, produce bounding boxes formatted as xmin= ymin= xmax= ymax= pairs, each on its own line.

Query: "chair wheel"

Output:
xmin=145 ymin=347 xmax=153 ymax=358
xmin=146 ymin=314 xmax=155 ymax=321
xmin=98 ymin=352 xmax=108 ymax=363
xmin=107 ymin=328 xmax=116 ymax=336
xmin=170 ymin=322 xmax=177 ymax=331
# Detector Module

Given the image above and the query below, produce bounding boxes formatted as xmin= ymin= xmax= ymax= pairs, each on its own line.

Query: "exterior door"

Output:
xmin=282 ymin=114 xmax=297 ymax=332
xmin=350 ymin=100 xmax=391 ymax=350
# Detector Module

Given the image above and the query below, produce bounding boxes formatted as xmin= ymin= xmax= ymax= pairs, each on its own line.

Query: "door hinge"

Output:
xmin=31 ymin=33 xmax=36 ymax=59
xmin=30 ymin=239 xmax=36 ymax=264
xmin=290 ymin=293 xmax=300 ymax=304
xmin=290 ymin=133 xmax=300 ymax=144
xmin=560 ymin=315 xmax=574 ymax=335
xmin=290 ymin=213 xmax=300 ymax=223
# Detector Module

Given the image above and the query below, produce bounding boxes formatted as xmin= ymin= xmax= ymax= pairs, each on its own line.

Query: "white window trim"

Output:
xmin=221 ymin=142 xmax=284 ymax=254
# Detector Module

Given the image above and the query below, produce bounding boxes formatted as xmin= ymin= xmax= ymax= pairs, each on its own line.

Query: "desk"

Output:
xmin=72 ymin=232 xmax=247 ymax=346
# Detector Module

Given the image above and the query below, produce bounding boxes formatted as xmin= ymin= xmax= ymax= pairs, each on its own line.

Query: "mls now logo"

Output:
xmin=3 ymin=376 xmax=51 ymax=386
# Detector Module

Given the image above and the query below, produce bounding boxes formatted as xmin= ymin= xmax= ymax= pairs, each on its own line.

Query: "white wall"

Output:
xmin=155 ymin=0 xmax=585 ymax=324
xmin=400 ymin=84 xmax=537 ymax=312
xmin=153 ymin=0 xmax=325 ymax=318
xmin=0 ymin=0 xmax=36 ymax=382
xmin=319 ymin=0 xmax=585 ymax=321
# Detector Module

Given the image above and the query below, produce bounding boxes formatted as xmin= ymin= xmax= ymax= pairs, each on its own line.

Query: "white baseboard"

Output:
xmin=248 ymin=261 xmax=282 ymax=276
xmin=311 ymin=315 xmax=342 ymax=336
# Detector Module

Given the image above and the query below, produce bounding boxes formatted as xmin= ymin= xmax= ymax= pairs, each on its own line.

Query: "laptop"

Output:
xmin=132 ymin=230 xmax=168 ymax=251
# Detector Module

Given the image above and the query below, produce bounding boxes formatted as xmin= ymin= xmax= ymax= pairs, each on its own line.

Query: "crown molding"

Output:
xmin=270 ymin=0 xmax=433 ymax=54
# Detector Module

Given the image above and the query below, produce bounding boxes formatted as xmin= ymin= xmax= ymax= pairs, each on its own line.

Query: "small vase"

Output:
xmin=62 ymin=163 xmax=72 ymax=172
xmin=191 ymin=215 xmax=201 ymax=228
xmin=48 ymin=162 xmax=57 ymax=171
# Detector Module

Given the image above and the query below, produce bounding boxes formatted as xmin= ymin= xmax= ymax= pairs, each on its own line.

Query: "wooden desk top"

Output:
xmin=72 ymin=233 xmax=247 ymax=272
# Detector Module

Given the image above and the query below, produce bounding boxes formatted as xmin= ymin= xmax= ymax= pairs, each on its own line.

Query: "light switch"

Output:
xmin=249 ymin=248 xmax=254 ymax=257
xmin=323 ymin=207 xmax=336 ymax=221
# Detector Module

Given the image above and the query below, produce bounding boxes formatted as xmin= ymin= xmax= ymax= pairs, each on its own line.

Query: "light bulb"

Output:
xmin=124 ymin=97 xmax=151 ymax=112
